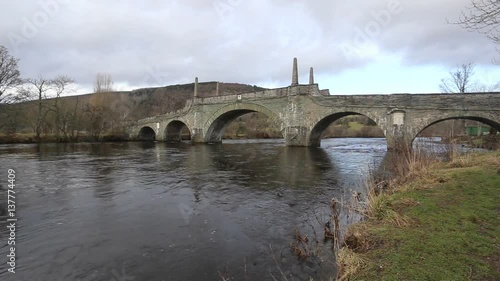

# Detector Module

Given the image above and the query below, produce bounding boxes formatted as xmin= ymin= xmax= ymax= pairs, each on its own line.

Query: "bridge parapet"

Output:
xmin=312 ymin=92 xmax=500 ymax=110
xmin=134 ymin=99 xmax=193 ymax=125
xmin=193 ymin=84 xmax=323 ymax=105
xmin=193 ymin=87 xmax=287 ymax=105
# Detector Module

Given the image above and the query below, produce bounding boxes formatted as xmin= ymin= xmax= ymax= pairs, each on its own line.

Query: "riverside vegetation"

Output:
xmin=334 ymin=148 xmax=500 ymax=281
xmin=0 ymin=82 xmax=387 ymax=143
xmin=282 ymin=146 xmax=499 ymax=281
xmin=0 ymin=82 xmax=264 ymax=143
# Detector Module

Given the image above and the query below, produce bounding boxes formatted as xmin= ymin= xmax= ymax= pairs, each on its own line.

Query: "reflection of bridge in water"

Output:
xmin=130 ymin=58 xmax=500 ymax=150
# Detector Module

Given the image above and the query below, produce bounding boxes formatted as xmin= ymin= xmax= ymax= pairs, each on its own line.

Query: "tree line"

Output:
xmin=0 ymin=45 xmax=133 ymax=142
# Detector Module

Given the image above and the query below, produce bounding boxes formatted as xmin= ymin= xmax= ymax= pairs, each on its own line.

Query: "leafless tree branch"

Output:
xmin=453 ymin=0 xmax=500 ymax=45
xmin=20 ymin=75 xmax=75 ymax=141
xmin=440 ymin=63 xmax=476 ymax=93
xmin=94 ymin=72 xmax=114 ymax=93
xmin=0 ymin=45 xmax=22 ymax=104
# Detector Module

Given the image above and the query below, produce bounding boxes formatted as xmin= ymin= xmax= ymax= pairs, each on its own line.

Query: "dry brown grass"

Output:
xmin=335 ymin=248 xmax=366 ymax=281
xmin=290 ymin=228 xmax=311 ymax=261
xmin=291 ymin=149 xmax=499 ymax=280
xmin=390 ymin=147 xmax=438 ymax=185
xmin=447 ymin=153 xmax=474 ymax=168
xmin=342 ymin=224 xmax=383 ymax=252
xmin=368 ymin=195 xmax=411 ymax=227
xmin=335 ymin=149 xmax=500 ymax=280
xmin=334 ymin=146 xmax=449 ymax=280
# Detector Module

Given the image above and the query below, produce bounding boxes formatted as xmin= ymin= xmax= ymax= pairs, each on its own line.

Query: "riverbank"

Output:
xmin=337 ymin=150 xmax=500 ymax=280
xmin=442 ymin=135 xmax=500 ymax=150
xmin=0 ymin=133 xmax=130 ymax=144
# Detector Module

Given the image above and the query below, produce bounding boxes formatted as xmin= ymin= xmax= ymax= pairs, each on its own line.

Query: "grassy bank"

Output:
xmin=323 ymin=122 xmax=385 ymax=138
xmin=338 ymin=151 xmax=500 ymax=280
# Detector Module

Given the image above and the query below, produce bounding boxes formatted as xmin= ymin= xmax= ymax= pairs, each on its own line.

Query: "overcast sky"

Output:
xmin=1 ymin=0 xmax=499 ymax=95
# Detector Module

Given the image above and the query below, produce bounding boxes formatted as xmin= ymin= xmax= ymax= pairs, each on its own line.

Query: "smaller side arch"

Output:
xmin=138 ymin=126 xmax=156 ymax=141
xmin=164 ymin=120 xmax=191 ymax=142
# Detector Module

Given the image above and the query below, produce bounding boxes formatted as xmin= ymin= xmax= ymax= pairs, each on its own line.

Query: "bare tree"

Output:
xmin=439 ymin=63 xmax=476 ymax=137
xmin=46 ymin=76 xmax=76 ymax=140
xmin=0 ymin=45 xmax=22 ymax=104
xmin=19 ymin=75 xmax=74 ymax=141
xmin=19 ymin=76 xmax=51 ymax=141
xmin=456 ymin=0 xmax=500 ymax=46
xmin=439 ymin=63 xmax=476 ymax=94
xmin=93 ymin=72 xmax=114 ymax=93
xmin=82 ymin=103 xmax=104 ymax=138
xmin=472 ymin=80 xmax=500 ymax=92
xmin=439 ymin=63 xmax=498 ymax=137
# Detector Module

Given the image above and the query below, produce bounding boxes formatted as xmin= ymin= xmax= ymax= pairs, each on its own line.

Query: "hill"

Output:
xmin=0 ymin=82 xmax=388 ymax=142
xmin=0 ymin=82 xmax=268 ymax=142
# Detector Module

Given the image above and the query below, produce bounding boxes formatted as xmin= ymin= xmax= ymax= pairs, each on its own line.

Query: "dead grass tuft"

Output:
xmin=343 ymin=224 xmax=383 ymax=253
xmin=336 ymin=248 xmax=366 ymax=281
xmin=448 ymin=153 xmax=473 ymax=168
xmin=392 ymin=197 xmax=419 ymax=212
xmin=290 ymin=228 xmax=312 ymax=261
xmin=369 ymin=196 xmax=411 ymax=227
xmin=335 ymin=146 xmax=448 ymax=280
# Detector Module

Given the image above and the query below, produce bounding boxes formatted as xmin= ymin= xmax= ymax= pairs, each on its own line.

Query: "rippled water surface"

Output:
xmin=0 ymin=138 xmax=389 ymax=281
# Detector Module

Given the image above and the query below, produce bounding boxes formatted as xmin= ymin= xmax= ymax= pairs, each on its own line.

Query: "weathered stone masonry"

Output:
xmin=130 ymin=59 xmax=500 ymax=150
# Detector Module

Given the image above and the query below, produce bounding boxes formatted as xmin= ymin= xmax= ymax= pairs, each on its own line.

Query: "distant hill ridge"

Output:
xmin=114 ymin=81 xmax=267 ymax=118
xmin=132 ymin=81 xmax=267 ymax=97
xmin=17 ymin=82 xmax=268 ymax=121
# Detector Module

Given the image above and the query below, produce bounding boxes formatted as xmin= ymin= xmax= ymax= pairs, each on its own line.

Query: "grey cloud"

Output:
xmin=373 ymin=0 xmax=497 ymax=65
xmin=0 ymin=0 xmax=497 ymax=92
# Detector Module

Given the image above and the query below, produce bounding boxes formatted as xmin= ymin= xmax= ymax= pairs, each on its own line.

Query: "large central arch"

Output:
xmin=204 ymin=103 xmax=283 ymax=143
xmin=309 ymin=111 xmax=385 ymax=147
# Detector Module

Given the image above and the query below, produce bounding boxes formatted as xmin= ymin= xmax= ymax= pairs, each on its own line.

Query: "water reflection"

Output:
xmin=0 ymin=139 xmax=388 ymax=281
xmin=204 ymin=143 xmax=336 ymax=190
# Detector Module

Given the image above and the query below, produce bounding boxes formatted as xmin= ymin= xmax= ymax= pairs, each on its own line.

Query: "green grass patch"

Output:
xmin=472 ymin=138 xmax=483 ymax=145
xmin=348 ymin=122 xmax=363 ymax=131
xmin=348 ymin=151 xmax=500 ymax=281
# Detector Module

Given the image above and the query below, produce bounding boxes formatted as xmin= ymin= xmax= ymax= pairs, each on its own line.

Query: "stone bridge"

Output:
xmin=129 ymin=59 xmax=500 ymax=150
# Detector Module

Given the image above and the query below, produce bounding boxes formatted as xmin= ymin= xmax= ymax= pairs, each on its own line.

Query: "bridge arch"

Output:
xmin=412 ymin=113 xmax=500 ymax=144
xmin=138 ymin=126 xmax=156 ymax=141
xmin=204 ymin=103 xmax=283 ymax=143
xmin=309 ymin=111 xmax=386 ymax=147
xmin=164 ymin=120 xmax=191 ymax=142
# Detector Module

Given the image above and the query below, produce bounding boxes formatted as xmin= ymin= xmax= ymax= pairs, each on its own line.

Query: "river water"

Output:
xmin=0 ymin=138 xmax=390 ymax=281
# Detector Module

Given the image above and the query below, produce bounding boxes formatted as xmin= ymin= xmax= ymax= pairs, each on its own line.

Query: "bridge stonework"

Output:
xmin=129 ymin=83 xmax=500 ymax=150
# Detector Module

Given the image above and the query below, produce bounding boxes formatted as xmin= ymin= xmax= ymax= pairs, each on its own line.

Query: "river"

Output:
xmin=0 ymin=138 xmax=390 ymax=281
